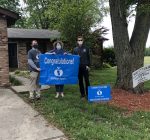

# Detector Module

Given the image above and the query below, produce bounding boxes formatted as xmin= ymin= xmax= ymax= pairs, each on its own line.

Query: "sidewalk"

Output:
xmin=6 ymin=73 xmax=68 ymax=140
xmin=0 ymin=88 xmax=67 ymax=140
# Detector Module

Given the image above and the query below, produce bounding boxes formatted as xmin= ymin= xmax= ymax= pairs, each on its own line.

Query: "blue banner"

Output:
xmin=88 ymin=85 xmax=111 ymax=102
xmin=39 ymin=54 xmax=80 ymax=85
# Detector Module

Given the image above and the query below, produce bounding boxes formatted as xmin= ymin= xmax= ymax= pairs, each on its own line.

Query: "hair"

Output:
xmin=31 ymin=40 xmax=37 ymax=45
xmin=77 ymin=36 xmax=83 ymax=40
xmin=53 ymin=40 xmax=64 ymax=48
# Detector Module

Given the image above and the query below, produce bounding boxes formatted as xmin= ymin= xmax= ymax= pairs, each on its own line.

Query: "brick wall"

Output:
xmin=0 ymin=17 xmax=9 ymax=86
xmin=17 ymin=41 xmax=28 ymax=69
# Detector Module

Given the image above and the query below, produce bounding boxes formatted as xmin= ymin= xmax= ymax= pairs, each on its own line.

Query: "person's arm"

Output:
xmin=28 ymin=59 xmax=38 ymax=70
xmin=28 ymin=51 xmax=39 ymax=71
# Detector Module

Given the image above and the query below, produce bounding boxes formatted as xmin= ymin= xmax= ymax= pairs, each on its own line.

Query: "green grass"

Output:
xmin=19 ymin=68 xmax=150 ymax=140
xmin=144 ymin=56 xmax=150 ymax=65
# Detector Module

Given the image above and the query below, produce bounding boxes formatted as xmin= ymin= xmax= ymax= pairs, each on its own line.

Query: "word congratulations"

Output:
xmin=44 ymin=57 xmax=75 ymax=65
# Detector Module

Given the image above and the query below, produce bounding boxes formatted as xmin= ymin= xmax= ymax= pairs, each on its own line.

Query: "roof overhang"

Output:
xmin=0 ymin=7 xmax=19 ymax=26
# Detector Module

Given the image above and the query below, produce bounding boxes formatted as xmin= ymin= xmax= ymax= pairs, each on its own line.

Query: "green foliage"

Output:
xmin=0 ymin=0 xmax=20 ymax=12
xmin=23 ymin=0 xmax=51 ymax=29
xmin=14 ymin=70 xmax=20 ymax=74
xmin=14 ymin=70 xmax=30 ymax=78
xmin=103 ymin=47 xmax=116 ymax=66
xmin=58 ymin=0 xmax=104 ymax=46
xmin=9 ymin=75 xmax=22 ymax=86
xmin=91 ymin=55 xmax=102 ymax=69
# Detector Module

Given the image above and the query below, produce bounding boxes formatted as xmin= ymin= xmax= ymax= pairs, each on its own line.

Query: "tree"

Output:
xmin=23 ymin=0 xmax=51 ymax=29
xmin=0 ymin=0 xmax=20 ymax=12
xmin=52 ymin=0 xmax=106 ymax=47
xmin=109 ymin=0 xmax=150 ymax=93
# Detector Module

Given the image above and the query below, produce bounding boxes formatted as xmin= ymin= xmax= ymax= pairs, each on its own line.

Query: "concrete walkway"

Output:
xmin=0 ymin=88 xmax=67 ymax=140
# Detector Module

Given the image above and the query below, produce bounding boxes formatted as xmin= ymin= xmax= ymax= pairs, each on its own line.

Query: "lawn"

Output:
xmin=144 ymin=56 xmax=150 ymax=65
xmin=20 ymin=67 xmax=150 ymax=140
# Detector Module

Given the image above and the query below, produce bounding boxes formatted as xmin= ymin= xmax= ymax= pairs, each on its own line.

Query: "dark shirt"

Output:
xmin=28 ymin=48 xmax=40 ymax=72
xmin=74 ymin=45 xmax=90 ymax=66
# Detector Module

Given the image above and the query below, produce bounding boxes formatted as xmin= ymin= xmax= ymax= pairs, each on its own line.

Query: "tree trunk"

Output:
xmin=130 ymin=0 xmax=150 ymax=93
xmin=109 ymin=0 xmax=150 ymax=93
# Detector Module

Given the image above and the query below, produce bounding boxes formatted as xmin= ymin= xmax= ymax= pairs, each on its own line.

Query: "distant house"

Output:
xmin=8 ymin=28 xmax=60 ymax=69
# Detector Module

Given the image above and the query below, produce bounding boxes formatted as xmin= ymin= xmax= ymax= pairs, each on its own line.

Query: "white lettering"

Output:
xmin=44 ymin=57 xmax=74 ymax=65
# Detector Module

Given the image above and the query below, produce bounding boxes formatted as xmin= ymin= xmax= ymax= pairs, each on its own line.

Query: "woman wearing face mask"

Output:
xmin=47 ymin=41 xmax=66 ymax=98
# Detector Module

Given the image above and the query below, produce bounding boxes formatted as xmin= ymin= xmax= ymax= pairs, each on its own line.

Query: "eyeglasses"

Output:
xmin=78 ymin=40 xmax=83 ymax=41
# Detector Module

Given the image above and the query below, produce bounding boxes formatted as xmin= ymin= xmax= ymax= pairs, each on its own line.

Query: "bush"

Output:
xmin=103 ymin=48 xmax=116 ymax=66
xmin=91 ymin=55 xmax=102 ymax=69
xmin=9 ymin=75 xmax=22 ymax=86
xmin=14 ymin=70 xmax=20 ymax=74
xmin=15 ymin=71 xmax=30 ymax=78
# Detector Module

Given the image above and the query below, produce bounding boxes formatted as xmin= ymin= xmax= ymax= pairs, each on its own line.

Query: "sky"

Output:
xmin=101 ymin=14 xmax=150 ymax=48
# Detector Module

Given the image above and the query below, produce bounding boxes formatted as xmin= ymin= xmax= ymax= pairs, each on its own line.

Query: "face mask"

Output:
xmin=78 ymin=41 xmax=83 ymax=46
xmin=56 ymin=43 xmax=62 ymax=50
xmin=33 ymin=44 xmax=38 ymax=49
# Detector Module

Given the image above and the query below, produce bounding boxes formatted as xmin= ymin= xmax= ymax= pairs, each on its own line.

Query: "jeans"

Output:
xmin=55 ymin=85 xmax=64 ymax=93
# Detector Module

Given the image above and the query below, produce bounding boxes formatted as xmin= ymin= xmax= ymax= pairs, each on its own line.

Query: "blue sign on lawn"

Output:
xmin=88 ymin=85 xmax=111 ymax=102
xmin=39 ymin=54 xmax=80 ymax=85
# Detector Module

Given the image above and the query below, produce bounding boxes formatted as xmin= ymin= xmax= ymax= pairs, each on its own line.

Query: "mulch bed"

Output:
xmin=109 ymin=89 xmax=150 ymax=112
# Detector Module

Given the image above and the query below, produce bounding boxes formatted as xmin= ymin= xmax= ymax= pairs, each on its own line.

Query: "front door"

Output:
xmin=8 ymin=43 xmax=18 ymax=68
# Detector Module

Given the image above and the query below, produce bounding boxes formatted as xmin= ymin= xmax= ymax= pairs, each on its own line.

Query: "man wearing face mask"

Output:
xmin=47 ymin=41 xmax=66 ymax=98
xmin=73 ymin=36 xmax=90 ymax=100
xmin=27 ymin=40 xmax=41 ymax=100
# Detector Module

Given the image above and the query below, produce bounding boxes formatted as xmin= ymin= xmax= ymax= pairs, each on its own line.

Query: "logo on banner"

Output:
xmin=54 ymin=67 xmax=63 ymax=77
xmin=97 ymin=90 xmax=102 ymax=96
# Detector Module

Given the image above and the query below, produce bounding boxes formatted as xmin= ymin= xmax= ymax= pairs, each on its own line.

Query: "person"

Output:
xmin=73 ymin=36 xmax=90 ymax=99
xmin=27 ymin=40 xmax=41 ymax=100
xmin=47 ymin=41 xmax=66 ymax=98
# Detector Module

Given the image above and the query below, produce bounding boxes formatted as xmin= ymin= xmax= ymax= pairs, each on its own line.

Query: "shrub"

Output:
xmin=9 ymin=75 xmax=22 ymax=86
xmin=15 ymin=71 xmax=30 ymax=78
xmin=91 ymin=55 xmax=102 ymax=69
xmin=103 ymin=48 xmax=116 ymax=66
xmin=14 ymin=70 xmax=20 ymax=74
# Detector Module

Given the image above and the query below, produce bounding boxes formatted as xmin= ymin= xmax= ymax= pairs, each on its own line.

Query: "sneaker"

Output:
xmin=60 ymin=92 xmax=64 ymax=98
xmin=29 ymin=92 xmax=34 ymax=100
xmin=55 ymin=93 xmax=59 ymax=98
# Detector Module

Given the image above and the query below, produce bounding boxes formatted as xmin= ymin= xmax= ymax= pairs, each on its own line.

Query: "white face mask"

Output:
xmin=56 ymin=43 xmax=62 ymax=50
xmin=78 ymin=41 xmax=83 ymax=46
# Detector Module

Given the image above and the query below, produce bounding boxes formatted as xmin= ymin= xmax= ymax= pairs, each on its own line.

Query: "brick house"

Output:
xmin=0 ymin=7 xmax=19 ymax=86
xmin=8 ymin=28 xmax=60 ymax=69
xmin=0 ymin=7 xmax=60 ymax=87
